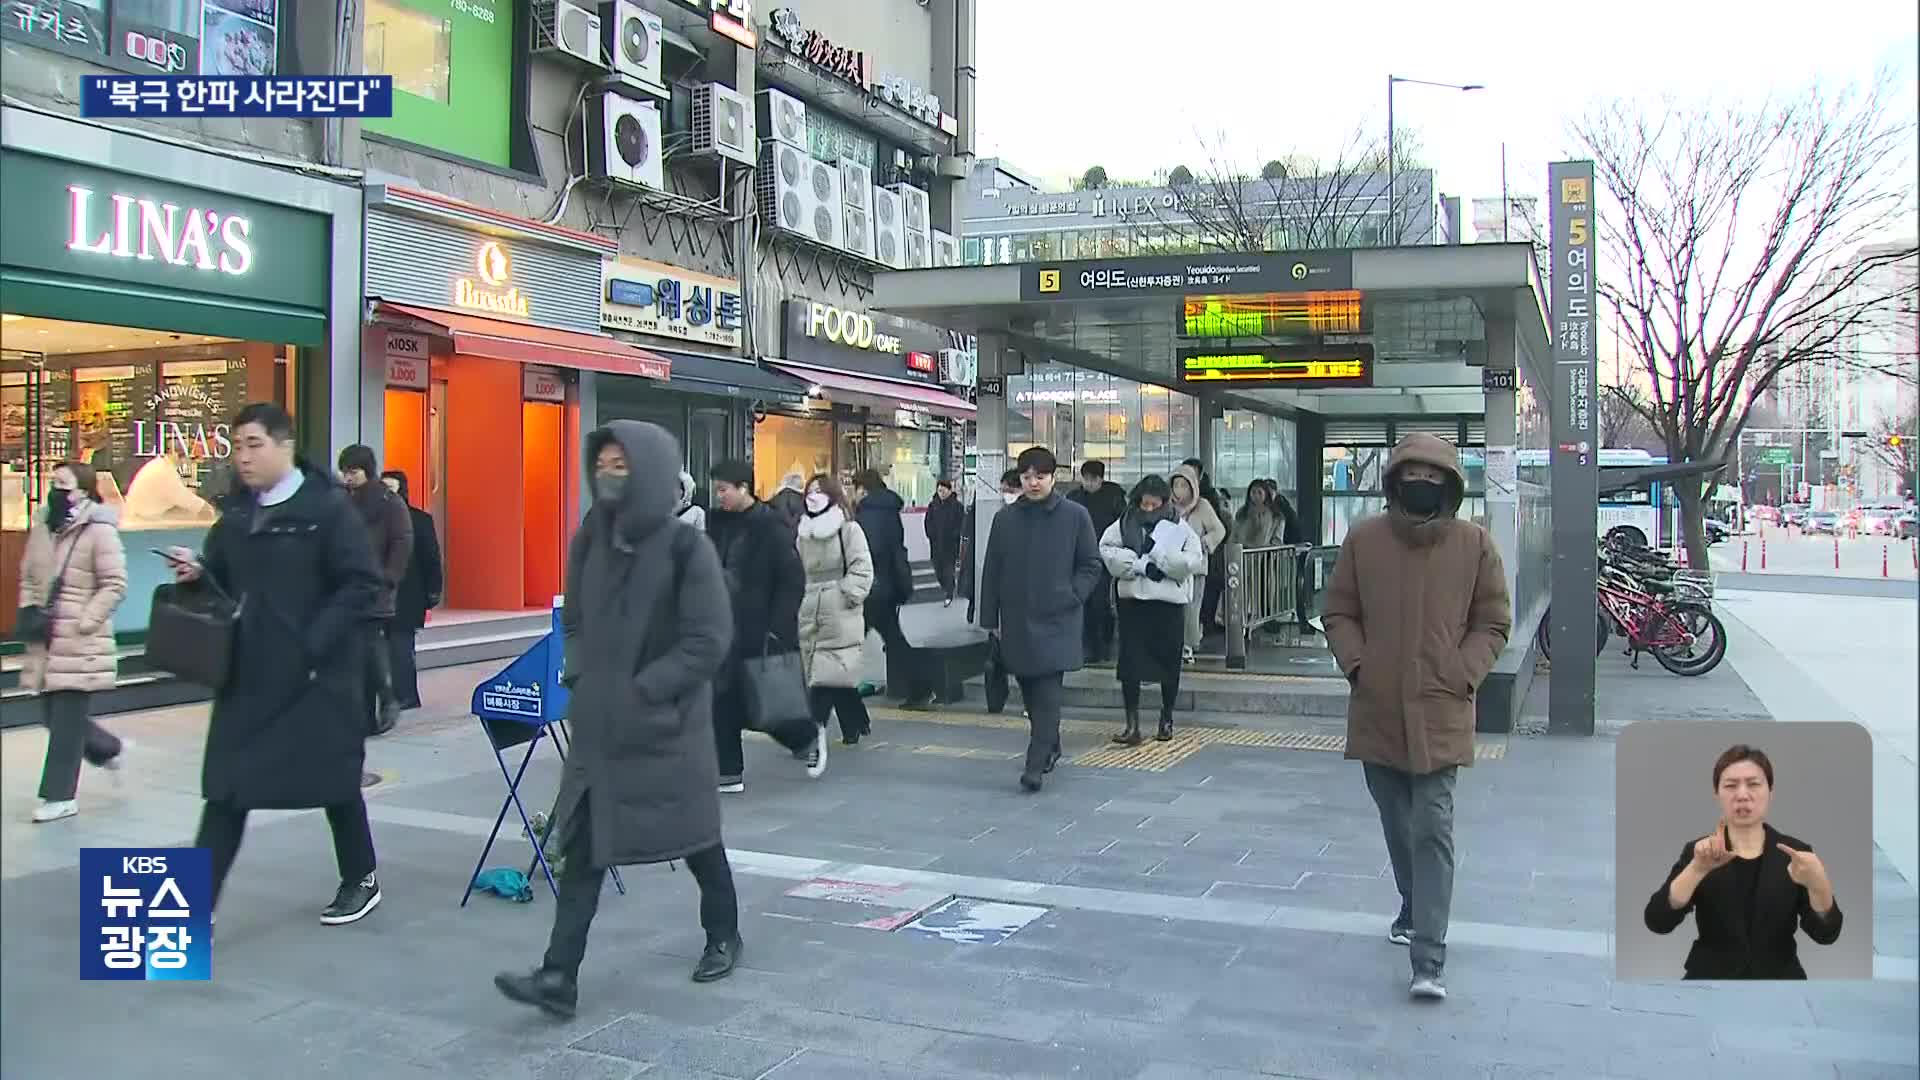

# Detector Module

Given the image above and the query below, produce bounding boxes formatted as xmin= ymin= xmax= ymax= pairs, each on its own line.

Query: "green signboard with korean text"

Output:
xmin=360 ymin=0 xmax=514 ymax=167
xmin=0 ymin=151 xmax=330 ymax=344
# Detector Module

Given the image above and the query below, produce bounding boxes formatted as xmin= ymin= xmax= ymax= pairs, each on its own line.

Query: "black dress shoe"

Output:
xmin=494 ymin=967 xmax=577 ymax=1019
xmin=692 ymin=936 xmax=742 ymax=982
xmin=1019 ymin=771 xmax=1044 ymax=793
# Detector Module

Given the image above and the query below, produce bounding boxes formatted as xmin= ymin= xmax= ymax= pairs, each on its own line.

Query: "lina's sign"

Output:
xmin=66 ymin=185 xmax=254 ymax=275
xmin=455 ymin=241 xmax=531 ymax=319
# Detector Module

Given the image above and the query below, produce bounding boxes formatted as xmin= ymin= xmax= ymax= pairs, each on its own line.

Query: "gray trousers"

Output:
xmin=1363 ymin=762 xmax=1459 ymax=977
xmin=37 ymin=690 xmax=121 ymax=801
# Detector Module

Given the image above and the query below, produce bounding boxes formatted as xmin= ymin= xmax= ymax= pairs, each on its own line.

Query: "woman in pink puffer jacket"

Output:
xmin=17 ymin=461 xmax=129 ymax=823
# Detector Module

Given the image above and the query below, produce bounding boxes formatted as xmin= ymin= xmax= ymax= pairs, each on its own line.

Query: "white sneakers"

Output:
xmin=806 ymin=730 xmax=828 ymax=779
xmin=31 ymin=800 xmax=77 ymax=823
xmin=1409 ymin=974 xmax=1447 ymax=1001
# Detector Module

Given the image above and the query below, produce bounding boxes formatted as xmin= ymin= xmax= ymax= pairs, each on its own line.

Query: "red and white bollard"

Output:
xmin=1884 ymin=544 xmax=1891 ymax=579
xmin=1741 ymin=541 xmax=1749 ymax=571
xmin=1760 ymin=536 xmax=1768 ymax=570
xmin=1834 ymin=536 xmax=1841 ymax=570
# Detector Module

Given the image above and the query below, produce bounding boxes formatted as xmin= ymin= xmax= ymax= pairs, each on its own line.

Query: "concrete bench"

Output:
xmin=889 ymin=625 xmax=992 ymax=705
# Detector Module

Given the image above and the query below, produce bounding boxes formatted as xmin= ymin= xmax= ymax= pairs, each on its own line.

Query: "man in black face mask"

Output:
xmin=1320 ymin=433 xmax=1512 ymax=1004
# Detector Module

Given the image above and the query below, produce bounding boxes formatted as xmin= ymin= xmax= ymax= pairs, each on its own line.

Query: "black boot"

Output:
xmin=1019 ymin=737 xmax=1048 ymax=792
xmin=692 ymin=935 xmax=742 ymax=982
xmin=1112 ymin=706 xmax=1143 ymax=747
xmin=494 ymin=967 xmax=578 ymax=1019
xmin=1155 ymin=709 xmax=1174 ymax=742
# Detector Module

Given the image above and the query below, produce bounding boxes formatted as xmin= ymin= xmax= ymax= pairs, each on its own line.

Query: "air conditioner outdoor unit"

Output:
xmin=904 ymin=229 xmax=931 ymax=269
xmin=690 ymin=83 xmax=754 ymax=165
xmin=601 ymin=0 xmax=665 ymax=96
xmin=838 ymin=160 xmax=875 ymax=260
xmin=756 ymin=87 xmax=807 ymax=149
xmin=931 ymin=230 xmax=958 ymax=267
xmin=889 ymin=181 xmax=930 ymax=239
xmin=938 ymin=348 xmax=975 ymax=387
xmin=586 ymin=91 xmax=664 ymax=192
xmin=871 ymin=184 xmax=905 ymax=269
xmin=756 ymin=142 xmax=841 ymax=249
xmin=534 ymin=0 xmax=604 ymax=68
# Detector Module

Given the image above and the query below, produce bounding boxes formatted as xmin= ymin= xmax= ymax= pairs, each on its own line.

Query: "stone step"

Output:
xmin=964 ymin=667 xmax=1350 ymax=719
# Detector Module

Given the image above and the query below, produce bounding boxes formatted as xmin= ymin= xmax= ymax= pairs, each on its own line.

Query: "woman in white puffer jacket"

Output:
xmin=794 ymin=473 xmax=876 ymax=746
xmin=1098 ymin=475 xmax=1205 ymax=746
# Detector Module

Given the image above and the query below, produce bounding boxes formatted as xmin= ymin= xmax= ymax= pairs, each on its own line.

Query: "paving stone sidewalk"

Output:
xmin=2 ymin=656 xmax=1915 ymax=1079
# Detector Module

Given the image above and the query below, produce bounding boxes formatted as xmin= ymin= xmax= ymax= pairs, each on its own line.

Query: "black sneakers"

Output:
xmin=319 ymin=874 xmax=382 ymax=925
xmin=494 ymin=967 xmax=578 ymax=1019
xmin=692 ymin=936 xmax=742 ymax=982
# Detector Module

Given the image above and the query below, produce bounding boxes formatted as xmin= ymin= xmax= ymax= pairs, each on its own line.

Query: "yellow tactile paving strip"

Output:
xmin=865 ymin=706 xmax=1507 ymax=773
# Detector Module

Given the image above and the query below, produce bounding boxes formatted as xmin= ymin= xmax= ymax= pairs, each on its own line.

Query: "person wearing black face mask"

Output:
xmin=1320 ymin=433 xmax=1512 ymax=1003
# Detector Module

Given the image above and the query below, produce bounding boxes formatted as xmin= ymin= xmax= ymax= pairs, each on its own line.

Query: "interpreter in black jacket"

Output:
xmin=924 ymin=478 xmax=966 ymax=606
xmin=853 ymin=470 xmax=933 ymax=707
xmin=164 ymin=403 xmax=387 ymax=927
xmin=1067 ymin=460 xmax=1128 ymax=663
xmin=380 ymin=470 xmax=443 ymax=710
xmin=705 ymin=459 xmax=821 ymax=792
xmin=1644 ymin=745 xmax=1842 ymax=979
xmin=980 ymin=447 xmax=1102 ymax=793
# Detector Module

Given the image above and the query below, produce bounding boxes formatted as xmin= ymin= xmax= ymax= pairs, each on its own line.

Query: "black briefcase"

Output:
xmin=143 ymin=582 xmax=240 ymax=690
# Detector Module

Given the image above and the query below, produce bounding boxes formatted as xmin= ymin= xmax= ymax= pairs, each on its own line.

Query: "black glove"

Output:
xmin=1144 ymin=562 xmax=1167 ymax=582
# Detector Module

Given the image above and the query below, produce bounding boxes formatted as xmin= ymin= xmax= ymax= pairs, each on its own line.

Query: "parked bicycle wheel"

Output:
xmin=1537 ymin=605 xmax=1609 ymax=662
xmin=1651 ymin=604 xmax=1727 ymax=676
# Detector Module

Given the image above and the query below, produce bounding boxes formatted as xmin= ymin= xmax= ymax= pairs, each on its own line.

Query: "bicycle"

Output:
xmin=1596 ymin=568 xmax=1726 ymax=676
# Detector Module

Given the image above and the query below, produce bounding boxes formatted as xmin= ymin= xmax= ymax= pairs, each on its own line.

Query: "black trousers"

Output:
xmin=866 ymin=601 xmax=930 ymax=700
xmin=712 ymin=675 xmax=818 ymax=783
xmin=1015 ymin=673 xmax=1064 ymax=778
xmin=543 ymin=797 xmax=738 ymax=978
xmin=363 ymin=620 xmax=397 ymax=728
xmin=810 ymin=685 xmax=871 ymax=742
xmin=195 ymin=795 xmax=377 ymax=909
xmin=37 ymin=690 xmax=121 ymax=801
xmin=932 ymin=546 xmax=958 ymax=599
xmin=1082 ymin=571 xmax=1115 ymax=662
xmin=386 ymin=625 xmax=421 ymax=709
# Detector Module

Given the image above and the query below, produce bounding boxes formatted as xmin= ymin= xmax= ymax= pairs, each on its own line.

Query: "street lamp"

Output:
xmin=1387 ymin=75 xmax=1484 ymax=244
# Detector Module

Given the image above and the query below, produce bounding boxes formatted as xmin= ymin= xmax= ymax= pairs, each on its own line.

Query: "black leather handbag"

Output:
xmin=740 ymin=633 xmax=811 ymax=733
xmin=143 ymin=580 xmax=241 ymax=690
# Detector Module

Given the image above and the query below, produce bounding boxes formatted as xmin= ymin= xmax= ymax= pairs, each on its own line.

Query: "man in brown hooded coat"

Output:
xmin=1323 ymin=433 xmax=1512 ymax=1002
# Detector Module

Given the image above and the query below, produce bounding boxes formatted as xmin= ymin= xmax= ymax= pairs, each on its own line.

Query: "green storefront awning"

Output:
xmin=1 ymin=268 xmax=326 ymax=347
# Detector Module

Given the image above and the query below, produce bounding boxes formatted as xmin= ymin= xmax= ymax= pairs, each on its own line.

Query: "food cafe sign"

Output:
xmin=804 ymin=302 xmax=900 ymax=354
xmin=66 ymin=185 xmax=255 ymax=275
xmin=454 ymin=240 xmax=532 ymax=319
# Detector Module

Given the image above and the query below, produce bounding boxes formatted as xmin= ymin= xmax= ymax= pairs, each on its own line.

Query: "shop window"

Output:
xmin=871 ymin=426 xmax=939 ymax=508
xmin=754 ymin=413 xmax=833 ymax=497
xmin=361 ymin=0 xmax=524 ymax=170
xmin=3 ymin=0 xmax=284 ymax=76
xmin=365 ymin=0 xmax=452 ymax=103
xmin=963 ymin=236 xmax=982 ymax=265
xmin=2 ymin=314 xmax=295 ymax=533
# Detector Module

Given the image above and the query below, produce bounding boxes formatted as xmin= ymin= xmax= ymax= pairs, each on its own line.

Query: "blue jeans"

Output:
xmin=1363 ymin=762 xmax=1459 ymax=977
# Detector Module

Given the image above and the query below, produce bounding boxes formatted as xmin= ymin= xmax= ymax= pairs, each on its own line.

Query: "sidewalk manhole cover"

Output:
xmin=897 ymin=896 xmax=1047 ymax=944
xmin=360 ymin=771 xmax=382 ymax=788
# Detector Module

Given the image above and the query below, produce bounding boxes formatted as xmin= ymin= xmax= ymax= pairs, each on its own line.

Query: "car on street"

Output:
xmin=1781 ymin=505 xmax=1810 ymax=529
xmin=1704 ymin=518 xmax=1730 ymax=545
xmin=1896 ymin=512 xmax=1917 ymax=540
xmin=1806 ymin=510 xmax=1841 ymax=535
xmin=1861 ymin=503 xmax=1905 ymax=535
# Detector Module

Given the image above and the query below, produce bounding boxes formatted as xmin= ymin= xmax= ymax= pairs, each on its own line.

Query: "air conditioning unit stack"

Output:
xmin=586 ymin=91 xmax=664 ymax=192
xmin=938 ymin=348 xmax=975 ymax=387
xmin=756 ymin=87 xmax=807 ymax=149
xmin=838 ymin=160 xmax=875 ymax=260
xmin=690 ymin=83 xmax=754 ymax=165
xmin=931 ymin=230 xmax=958 ymax=267
xmin=891 ymin=182 xmax=931 ymax=268
xmin=757 ymin=142 xmax=841 ymax=249
xmin=533 ymin=0 xmax=604 ymax=68
xmin=601 ymin=0 xmax=666 ymax=98
xmin=871 ymin=185 xmax=905 ymax=269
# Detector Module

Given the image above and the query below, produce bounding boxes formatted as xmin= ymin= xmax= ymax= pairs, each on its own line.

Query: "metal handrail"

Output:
xmin=1222 ymin=542 xmax=1316 ymax=668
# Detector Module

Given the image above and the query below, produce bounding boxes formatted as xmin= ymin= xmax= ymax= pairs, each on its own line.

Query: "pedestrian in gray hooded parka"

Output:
xmin=495 ymin=420 xmax=744 ymax=1021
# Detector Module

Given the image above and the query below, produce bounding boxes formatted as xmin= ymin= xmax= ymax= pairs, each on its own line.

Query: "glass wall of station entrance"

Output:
xmin=1006 ymin=361 xmax=1199 ymax=485
xmin=1321 ymin=417 xmax=1489 ymax=546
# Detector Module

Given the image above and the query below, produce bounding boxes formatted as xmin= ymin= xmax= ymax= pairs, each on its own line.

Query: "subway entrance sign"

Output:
xmin=1178 ymin=344 xmax=1374 ymax=388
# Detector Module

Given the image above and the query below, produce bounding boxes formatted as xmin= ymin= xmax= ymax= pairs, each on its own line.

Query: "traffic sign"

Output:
xmin=1757 ymin=447 xmax=1793 ymax=465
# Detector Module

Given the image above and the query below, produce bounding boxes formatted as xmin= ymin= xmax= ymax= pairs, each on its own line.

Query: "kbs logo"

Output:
xmin=123 ymin=30 xmax=192 ymax=74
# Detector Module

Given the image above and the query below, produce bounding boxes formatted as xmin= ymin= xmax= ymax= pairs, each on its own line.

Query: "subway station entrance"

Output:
xmin=869 ymin=244 xmax=1556 ymax=732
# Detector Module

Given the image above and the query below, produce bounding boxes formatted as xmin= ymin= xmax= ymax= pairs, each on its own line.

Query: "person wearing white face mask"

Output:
xmin=795 ymin=474 xmax=876 ymax=747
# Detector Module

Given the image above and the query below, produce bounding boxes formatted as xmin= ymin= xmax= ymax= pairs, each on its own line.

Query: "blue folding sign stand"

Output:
xmin=463 ymin=599 xmax=625 ymax=906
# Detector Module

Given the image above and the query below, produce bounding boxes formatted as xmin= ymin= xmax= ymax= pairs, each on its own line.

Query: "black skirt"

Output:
xmin=1116 ymin=597 xmax=1185 ymax=686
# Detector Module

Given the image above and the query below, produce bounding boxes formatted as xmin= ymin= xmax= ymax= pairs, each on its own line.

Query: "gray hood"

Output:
xmin=586 ymin=420 xmax=682 ymax=539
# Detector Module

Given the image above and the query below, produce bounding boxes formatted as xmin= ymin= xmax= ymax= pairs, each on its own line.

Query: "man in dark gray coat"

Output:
xmin=495 ymin=420 xmax=742 ymax=1020
xmin=980 ymin=446 xmax=1102 ymax=792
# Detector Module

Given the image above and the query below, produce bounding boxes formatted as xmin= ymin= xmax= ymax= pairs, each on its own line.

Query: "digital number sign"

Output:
xmin=1179 ymin=345 xmax=1374 ymax=389
xmin=1181 ymin=290 xmax=1364 ymax=338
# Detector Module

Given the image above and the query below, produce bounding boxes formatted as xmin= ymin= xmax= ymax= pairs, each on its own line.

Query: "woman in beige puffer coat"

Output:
xmin=17 ymin=461 xmax=129 ymax=823
xmin=795 ymin=474 xmax=876 ymax=746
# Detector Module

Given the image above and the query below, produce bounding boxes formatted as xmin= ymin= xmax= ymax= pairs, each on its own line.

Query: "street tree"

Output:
xmin=1571 ymin=71 xmax=1918 ymax=565
xmin=1869 ymin=407 xmax=1918 ymax=498
xmin=1598 ymin=384 xmax=1662 ymax=452
xmin=1144 ymin=126 xmax=1431 ymax=252
xmin=1079 ymin=165 xmax=1109 ymax=191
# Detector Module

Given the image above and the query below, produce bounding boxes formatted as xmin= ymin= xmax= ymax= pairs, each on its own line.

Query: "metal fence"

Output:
xmin=1223 ymin=542 xmax=1315 ymax=664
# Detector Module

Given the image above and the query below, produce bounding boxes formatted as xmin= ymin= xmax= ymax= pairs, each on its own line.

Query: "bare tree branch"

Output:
xmin=1571 ymin=69 xmax=1919 ymax=563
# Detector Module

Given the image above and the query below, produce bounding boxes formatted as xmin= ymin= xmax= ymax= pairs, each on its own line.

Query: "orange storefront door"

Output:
xmin=521 ymin=401 xmax=564 ymax=608
xmin=383 ymin=388 xmax=428 ymax=507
